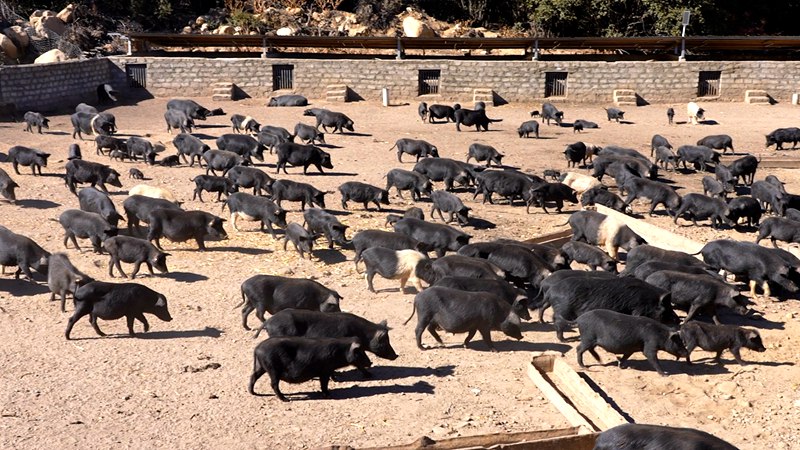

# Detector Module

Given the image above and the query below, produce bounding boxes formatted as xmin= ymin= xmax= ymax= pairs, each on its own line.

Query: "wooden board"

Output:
xmin=527 ymin=354 xmax=630 ymax=435
xmin=595 ymin=204 xmax=704 ymax=255
xmin=336 ymin=426 xmax=595 ymax=450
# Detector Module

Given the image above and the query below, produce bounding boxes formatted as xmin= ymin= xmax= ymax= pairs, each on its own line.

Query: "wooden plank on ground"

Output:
xmin=549 ymin=359 xmax=630 ymax=430
xmin=595 ymin=204 xmax=704 ymax=255
xmin=351 ymin=427 xmax=586 ymax=450
xmin=526 ymin=362 xmax=595 ymax=434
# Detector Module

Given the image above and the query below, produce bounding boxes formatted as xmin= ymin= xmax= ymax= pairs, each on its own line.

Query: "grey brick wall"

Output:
xmin=0 ymin=58 xmax=112 ymax=111
xmin=3 ymin=57 xmax=800 ymax=112
xmin=107 ymin=57 xmax=800 ymax=104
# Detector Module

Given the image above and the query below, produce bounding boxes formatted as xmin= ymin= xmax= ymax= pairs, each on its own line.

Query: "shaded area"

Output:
xmin=15 ymin=199 xmax=61 ymax=209
xmin=0 ymin=278 xmax=51 ymax=297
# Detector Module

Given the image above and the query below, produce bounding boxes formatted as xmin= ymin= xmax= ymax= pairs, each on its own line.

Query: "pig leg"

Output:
xmin=462 ymin=329 xmax=477 ymax=348
xmin=537 ymin=301 xmax=549 ymax=323
xmin=137 ymin=313 xmax=150 ymax=333
xmin=145 ymin=261 xmax=155 ymax=276
xmin=762 ymin=280 xmax=771 ymax=298
xmin=126 ymin=315 xmax=137 ymax=336
xmin=554 ymin=318 xmax=570 ymax=342
xmin=478 ymin=327 xmax=497 ymax=352
xmin=365 ymin=271 xmax=377 ymax=293
xmin=65 ymin=305 xmax=92 ymax=339
xmin=59 ymin=291 xmax=69 ymax=313
xmin=89 ymin=313 xmax=106 ymax=337
xmin=195 ymin=237 xmax=206 ymax=251
xmin=617 ymin=352 xmax=633 ymax=368
xmin=683 ymin=303 xmax=702 ymax=323
xmin=749 ymin=280 xmax=758 ymax=298
xmin=318 ymin=375 xmax=331 ymax=397
xmin=415 ymin=320 xmax=427 ymax=350
xmin=129 ymin=261 xmax=144 ymax=279
xmin=730 ymin=347 xmax=747 ymax=365
xmin=241 ymin=304 xmax=255 ymax=330
xmin=643 ymin=345 xmax=668 ymax=376
xmin=426 ymin=323 xmax=445 ymax=346
xmin=247 ymin=362 xmax=266 ymax=396
xmin=398 ymin=275 xmax=408 ymax=292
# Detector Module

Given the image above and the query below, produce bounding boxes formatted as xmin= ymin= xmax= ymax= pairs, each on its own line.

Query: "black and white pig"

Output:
xmin=226 ymin=166 xmax=273 ymax=196
xmin=248 ymin=337 xmax=370 ymax=401
xmin=0 ymin=168 xmax=18 ymax=201
xmin=237 ymin=274 xmax=342 ymax=329
xmin=103 ymin=235 xmax=169 ymax=279
xmin=679 ymin=321 xmax=766 ymax=366
xmin=47 ymin=252 xmax=92 ymax=312
xmin=560 ymin=241 xmax=616 ymax=272
xmin=190 ymin=175 xmax=238 ymax=202
xmin=303 ymin=208 xmax=348 ymax=249
xmin=271 ymin=179 xmax=327 ymax=211
xmin=338 ymin=181 xmax=390 ymax=211
xmin=384 ymin=168 xmax=432 ymax=201
xmin=275 ymin=142 xmax=333 ymax=175
xmin=430 ymin=190 xmax=470 ymax=225
xmin=223 ymin=192 xmax=287 ymax=237
xmin=351 ymin=230 xmax=426 ymax=268
xmin=23 ymin=111 xmax=49 ymax=134
xmin=393 ymin=218 xmax=471 ymax=258
xmin=361 ymin=247 xmax=433 ymax=293
xmin=390 ymin=138 xmax=439 ymax=163
xmin=673 ymin=193 xmax=734 ymax=229
xmin=404 ymin=286 xmax=523 ymax=351
xmin=576 ymin=309 xmax=687 ymax=376
xmin=466 ymin=143 xmax=503 ymax=167
xmin=568 ymin=210 xmax=645 ymax=260
xmin=65 ymin=281 xmax=172 ymax=339
xmin=173 ymin=133 xmax=210 ymax=167
xmin=0 ymin=226 xmax=49 ymax=280
xmin=146 ymin=209 xmax=227 ymax=251
xmin=78 ymin=187 xmax=124 ymax=227
xmin=8 ymin=146 xmax=49 ymax=176
xmin=230 ymin=114 xmax=261 ymax=134
xmin=594 ymin=424 xmax=738 ymax=450
xmin=645 ymin=270 xmax=748 ymax=324
xmin=58 ymin=209 xmax=117 ymax=253
xmin=202 ymin=149 xmax=246 ymax=176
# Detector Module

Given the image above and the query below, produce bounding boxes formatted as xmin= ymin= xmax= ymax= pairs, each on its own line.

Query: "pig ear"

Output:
xmin=747 ymin=330 xmax=759 ymax=340
xmin=155 ymin=296 xmax=166 ymax=307
xmin=378 ymin=319 xmax=389 ymax=329
xmin=349 ymin=341 xmax=362 ymax=352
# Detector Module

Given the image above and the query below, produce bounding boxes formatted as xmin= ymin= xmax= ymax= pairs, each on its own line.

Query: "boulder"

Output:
xmin=2 ymin=26 xmax=29 ymax=49
xmin=347 ymin=24 xmax=369 ymax=37
xmin=402 ymin=16 xmax=435 ymax=38
xmin=217 ymin=25 xmax=234 ymax=35
xmin=34 ymin=48 xmax=67 ymax=64
xmin=0 ymin=34 xmax=18 ymax=59
xmin=57 ymin=4 xmax=75 ymax=23
xmin=276 ymin=27 xmax=297 ymax=36
xmin=36 ymin=15 xmax=67 ymax=36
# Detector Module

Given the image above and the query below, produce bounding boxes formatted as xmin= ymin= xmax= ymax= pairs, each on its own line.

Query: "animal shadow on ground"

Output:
xmin=313 ymin=248 xmax=347 ymax=264
xmin=194 ymin=124 xmax=229 ymax=130
xmin=618 ymin=120 xmax=636 ymax=125
xmin=317 ymin=144 xmax=344 ymax=149
xmin=162 ymin=271 xmax=209 ymax=283
xmin=584 ymin=356 xmax=729 ymax=376
xmin=734 ymin=186 xmax=751 ymax=196
xmin=0 ymin=278 xmax=50 ymax=296
xmin=137 ymin=327 xmax=223 ymax=339
xmin=333 ymin=380 xmax=436 ymax=400
xmin=338 ymin=132 xmax=373 ymax=137
xmin=336 ymin=364 xmax=456 ymax=382
xmin=15 ymin=199 xmax=60 ymax=209
xmin=722 ymin=311 xmax=785 ymax=330
xmin=208 ymin=246 xmax=272 ymax=255
xmin=579 ymin=373 xmax=635 ymax=423
xmin=468 ymin=217 xmax=497 ymax=230
xmin=190 ymin=133 xmax=218 ymax=140
xmin=305 ymin=171 xmax=359 ymax=177
xmin=699 ymin=120 xmax=719 ymax=125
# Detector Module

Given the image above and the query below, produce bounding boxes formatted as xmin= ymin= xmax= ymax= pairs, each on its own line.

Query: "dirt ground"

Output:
xmin=1 ymin=96 xmax=799 ymax=450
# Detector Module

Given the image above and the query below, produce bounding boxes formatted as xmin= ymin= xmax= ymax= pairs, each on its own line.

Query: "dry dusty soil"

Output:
xmin=0 ymin=96 xmax=799 ymax=449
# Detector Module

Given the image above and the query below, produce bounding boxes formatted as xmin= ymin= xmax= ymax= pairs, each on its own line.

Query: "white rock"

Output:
xmin=34 ymin=48 xmax=68 ymax=64
xmin=217 ymin=25 xmax=234 ymax=35
xmin=57 ymin=4 xmax=75 ymax=23
xmin=402 ymin=16 xmax=435 ymax=38
xmin=36 ymin=15 xmax=67 ymax=36
xmin=276 ymin=27 xmax=296 ymax=36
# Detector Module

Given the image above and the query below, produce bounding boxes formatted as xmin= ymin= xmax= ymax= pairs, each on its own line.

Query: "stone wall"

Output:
xmin=108 ymin=56 xmax=800 ymax=105
xmin=3 ymin=57 xmax=800 ymax=113
xmin=0 ymin=58 xmax=112 ymax=111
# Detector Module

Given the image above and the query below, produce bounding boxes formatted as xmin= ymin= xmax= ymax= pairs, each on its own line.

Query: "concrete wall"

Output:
xmin=108 ymin=56 xmax=800 ymax=104
xmin=0 ymin=58 xmax=112 ymax=111
xmin=2 ymin=57 xmax=800 ymax=112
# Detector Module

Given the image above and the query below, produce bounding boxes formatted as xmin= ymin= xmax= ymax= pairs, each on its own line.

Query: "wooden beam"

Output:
xmin=527 ymin=362 xmax=596 ymax=434
xmin=595 ymin=204 xmax=704 ymax=255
